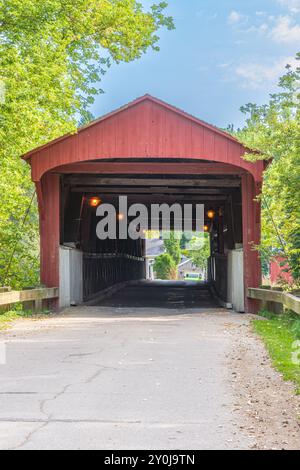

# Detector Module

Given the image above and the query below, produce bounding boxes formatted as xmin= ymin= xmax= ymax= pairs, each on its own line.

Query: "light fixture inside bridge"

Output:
xmin=89 ymin=197 xmax=101 ymax=208
xmin=207 ymin=209 xmax=216 ymax=220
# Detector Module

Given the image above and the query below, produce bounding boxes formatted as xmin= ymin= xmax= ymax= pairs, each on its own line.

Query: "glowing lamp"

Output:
xmin=203 ymin=225 xmax=210 ymax=232
xmin=207 ymin=209 xmax=215 ymax=220
xmin=118 ymin=213 xmax=125 ymax=221
xmin=89 ymin=197 xmax=101 ymax=208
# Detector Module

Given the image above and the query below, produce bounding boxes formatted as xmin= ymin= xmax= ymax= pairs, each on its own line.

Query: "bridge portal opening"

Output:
xmin=24 ymin=96 xmax=263 ymax=312
xmin=59 ymin=159 xmax=244 ymax=311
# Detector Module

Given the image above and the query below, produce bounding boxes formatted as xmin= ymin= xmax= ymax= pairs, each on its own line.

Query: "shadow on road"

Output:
xmin=88 ymin=280 xmax=218 ymax=310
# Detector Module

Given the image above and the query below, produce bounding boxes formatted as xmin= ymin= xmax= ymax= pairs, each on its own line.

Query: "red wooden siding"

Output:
xmin=242 ymin=174 xmax=262 ymax=312
xmin=37 ymin=174 xmax=60 ymax=290
xmin=270 ymin=257 xmax=294 ymax=286
xmin=23 ymin=96 xmax=264 ymax=183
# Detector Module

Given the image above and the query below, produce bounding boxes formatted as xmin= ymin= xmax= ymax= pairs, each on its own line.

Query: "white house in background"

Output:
xmin=145 ymin=238 xmax=165 ymax=280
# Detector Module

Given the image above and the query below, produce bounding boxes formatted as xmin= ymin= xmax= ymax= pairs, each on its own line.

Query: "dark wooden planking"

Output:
xmin=54 ymin=162 xmax=247 ymax=176
xmin=92 ymin=196 xmax=228 ymax=203
xmin=70 ymin=187 xmax=235 ymax=195
xmin=66 ymin=177 xmax=241 ymax=188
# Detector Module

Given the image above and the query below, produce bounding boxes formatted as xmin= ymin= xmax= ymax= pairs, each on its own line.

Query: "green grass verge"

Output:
xmin=253 ymin=311 xmax=300 ymax=394
xmin=0 ymin=307 xmax=49 ymax=330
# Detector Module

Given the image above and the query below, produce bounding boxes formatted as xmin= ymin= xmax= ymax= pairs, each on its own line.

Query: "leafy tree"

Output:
xmin=0 ymin=0 xmax=174 ymax=288
xmin=180 ymin=232 xmax=189 ymax=250
xmin=183 ymin=233 xmax=210 ymax=270
xmin=163 ymin=232 xmax=181 ymax=266
xmin=237 ymin=56 xmax=300 ymax=282
xmin=153 ymin=253 xmax=177 ymax=280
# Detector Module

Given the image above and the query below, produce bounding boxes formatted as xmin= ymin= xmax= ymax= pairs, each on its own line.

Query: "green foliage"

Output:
xmin=0 ymin=0 xmax=174 ymax=288
xmin=180 ymin=233 xmax=189 ymax=250
xmin=155 ymin=232 xmax=210 ymax=280
xmin=0 ymin=162 xmax=40 ymax=288
xmin=153 ymin=253 xmax=176 ymax=280
xmin=0 ymin=307 xmax=49 ymax=330
xmin=163 ymin=232 xmax=181 ymax=265
xmin=237 ymin=56 xmax=300 ymax=282
xmin=253 ymin=311 xmax=300 ymax=394
xmin=182 ymin=233 xmax=210 ymax=270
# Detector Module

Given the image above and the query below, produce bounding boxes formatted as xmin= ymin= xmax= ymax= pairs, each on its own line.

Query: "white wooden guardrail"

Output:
xmin=0 ymin=287 xmax=59 ymax=312
xmin=248 ymin=288 xmax=300 ymax=315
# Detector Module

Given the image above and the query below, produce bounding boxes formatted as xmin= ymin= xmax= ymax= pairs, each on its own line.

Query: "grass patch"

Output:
xmin=0 ymin=307 xmax=49 ymax=330
xmin=253 ymin=310 xmax=300 ymax=394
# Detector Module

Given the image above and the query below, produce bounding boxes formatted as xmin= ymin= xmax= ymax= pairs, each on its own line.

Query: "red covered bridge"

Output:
xmin=22 ymin=95 xmax=264 ymax=313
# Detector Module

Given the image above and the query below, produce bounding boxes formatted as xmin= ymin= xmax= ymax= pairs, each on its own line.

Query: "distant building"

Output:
xmin=146 ymin=240 xmax=207 ymax=281
xmin=178 ymin=258 xmax=205 ymax=280
xmin=145 ymin=238 xmax=165 ymax=280
xmin=270 ymin=256 xmax=294 ymax=286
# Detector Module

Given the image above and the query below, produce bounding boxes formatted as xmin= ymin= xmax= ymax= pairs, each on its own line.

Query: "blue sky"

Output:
xmin=91 ymin=0 xmax=300 ymax=128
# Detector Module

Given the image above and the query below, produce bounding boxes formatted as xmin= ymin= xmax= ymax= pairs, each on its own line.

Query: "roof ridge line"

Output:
xmin=22 ymin=94 xmax=241 ymax=160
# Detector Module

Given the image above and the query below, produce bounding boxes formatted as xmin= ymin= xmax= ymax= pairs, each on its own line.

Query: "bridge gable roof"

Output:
xmin=22 ymin=94 xmax=263 ymax=182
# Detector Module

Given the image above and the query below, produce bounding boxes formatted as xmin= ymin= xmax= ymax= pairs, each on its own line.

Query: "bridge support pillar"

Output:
xmin=242 ymin=174 xmax=262 ymax=313
xmin=36 ymin=174 xmax=60 ymax=297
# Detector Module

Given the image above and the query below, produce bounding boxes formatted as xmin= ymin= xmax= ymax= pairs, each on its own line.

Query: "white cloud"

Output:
xmin=260 ymin=23 xmax=270 ymax=33
xmin=245 ymin=23 xmax=269 ymax=34
xmin=217 ymin=63 xmax=231 ymax=69
xmin=228 ymin=11 xmax=247 ymax=24
xmin=270 ymin=15 xmax=300 ymax=43
xmin=235 ymin=56 xmax=298 ymax=89
xmin=239 ymin=13 xmax=300 ymax=44
xmin=277 ymin=0 xmax=300 ymax=13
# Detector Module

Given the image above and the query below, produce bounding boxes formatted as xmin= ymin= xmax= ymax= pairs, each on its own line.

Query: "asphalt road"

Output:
xmin=0 ymin=283 xmax=298 ymax=450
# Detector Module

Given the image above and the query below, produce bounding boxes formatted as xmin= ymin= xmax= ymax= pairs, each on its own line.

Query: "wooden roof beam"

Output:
xmin=55 ymin=162 xmax=246 ymax=176
xmin=67 ymin=177 xmax=241 ymax=188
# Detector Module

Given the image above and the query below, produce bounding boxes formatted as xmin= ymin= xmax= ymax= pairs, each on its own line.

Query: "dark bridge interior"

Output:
xmin=91 ymin=281 xmax=218 ymax=310
xmin=60 ymin=158 xmax=244 ymax=308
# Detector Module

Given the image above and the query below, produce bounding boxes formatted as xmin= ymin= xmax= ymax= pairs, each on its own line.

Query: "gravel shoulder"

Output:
xmin=227 ymin=318 xmax=300 ymax=450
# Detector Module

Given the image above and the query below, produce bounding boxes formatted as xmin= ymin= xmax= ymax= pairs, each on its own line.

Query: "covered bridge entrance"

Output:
xmin=22 ymin=95 xmax=264 ymax=313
